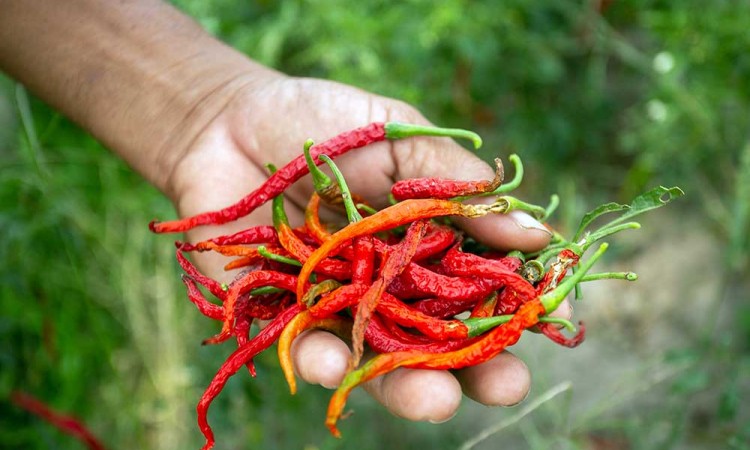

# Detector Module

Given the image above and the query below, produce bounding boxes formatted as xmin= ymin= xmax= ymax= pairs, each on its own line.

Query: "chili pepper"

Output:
xmin=305 ymin=193 xmax=330 ymax=244
xmin=470 ymin=292 xmax=498 ymax=318
xmin=181 ymin=275 xmax=223 ymax=320
xmin=441 ymin=247 xmax=535 ymax=299
xmin=365 ymin=313 xmax=477 ymax=354
xmin=376 ymin=292 xmax=468 ymax=340
xmin=204 ymin=270 xmax=298 ymax=345
xmin=278 ymin=311 xmax=354 ymax=394
xmin=537 ymin=321 xmax=586 ymax=348
xmin=409 ymin=295 xmax=479 ymax=318
xmin=150 ymin=122 xmax=481 ymax=233
xmin=390 ymin=158 xmax=504 ymax=200
xmin=272 ymin=191 xmax=352 ymax=281
xmin=350 ymin=235 xmax=375 ymax=284
xmin=178 ymin=225 xmax=279 ymax=252
xmin=232 ymin=313 xmax=257 ymax=376
xmin=350 ymin=220 xmax=428 ymax=368
xmin=10 ymin=391 xmax=108 ymax=450
xmin=197 ymin=303 xmax=304 ymax=450
xmin=397 ymin=263 xmax=501 ymax=302
xmin=296 ymin=197 xmax=523 ymax=300
xmin=443 ymin=243 xmax=523 ymax=274
xmin=176 ymin=250 xmax=227 ymax=300
xmin=324 ymin=243 xmax=608 ymax=437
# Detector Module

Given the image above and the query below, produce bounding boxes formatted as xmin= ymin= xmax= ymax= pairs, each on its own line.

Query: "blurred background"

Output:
xmin=1 ymin=1 xmax=748 ymax=449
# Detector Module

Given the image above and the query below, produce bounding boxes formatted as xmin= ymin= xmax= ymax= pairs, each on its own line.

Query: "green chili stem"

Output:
xmin=463 ymin=312 xmax=578 ymax=337
xmin=356 ymin=203 xmax=379 ymax=216
xmin=463 ymin=315 xmax=514 ymax=337
xmin=579 ymin=271 xmax=638 ymax=282
xmin=538 ymin=316 xmax=577 ymax=332
xmin=384 ymin=122 xmax=482 ymax=149
xmin=542 ymin=194 xmax=560 ymax=222
xmin=478 ymin=195 xmax=547 ymax=220
xmin=249 ymin=286 xmax=287 ymax=296
xmin=319 ymin=155 xmax=362 ymax=223
xmin=257 ymin=245 xmax=302 ymax=267
xmin=581 ymin=222 xmax=641 ymax=251
xmin=303 ymin=139 xmax=334 ymax=193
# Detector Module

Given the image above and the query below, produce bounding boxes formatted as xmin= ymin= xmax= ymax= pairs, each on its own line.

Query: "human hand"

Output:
xmin=166 ymin=73 xmax=563 ymax=423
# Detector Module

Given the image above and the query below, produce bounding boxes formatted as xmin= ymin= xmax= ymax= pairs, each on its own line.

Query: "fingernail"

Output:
xmin=509 ymin=211 xmax=551 ymax=235
xmin=428 ymin=412 xmax=457 ymax=424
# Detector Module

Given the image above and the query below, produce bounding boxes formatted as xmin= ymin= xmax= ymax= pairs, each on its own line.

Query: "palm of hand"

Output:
xmin=168 ymin=76 xmax=548 ymax=422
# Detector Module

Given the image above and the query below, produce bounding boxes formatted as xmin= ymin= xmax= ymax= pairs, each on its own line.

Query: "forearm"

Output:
xmin=0 ymin=0 xmax=280 ymax=193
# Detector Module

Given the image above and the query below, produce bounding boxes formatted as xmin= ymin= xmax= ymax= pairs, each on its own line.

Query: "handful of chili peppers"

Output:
xmin=149 ymin=122 xmax=683 ymax=450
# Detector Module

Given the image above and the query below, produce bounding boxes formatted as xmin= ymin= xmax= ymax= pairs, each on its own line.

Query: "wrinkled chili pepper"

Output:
xmin=150 ymin=122 xmax=481 ymax=233
xmin=390 ymin=158 xmax=504 ymax=200
xmin=10 ymin=391 xmax=108 ymax=450
xmin=198 ymin=303 xmax=304 ymax=450
xmin=349 ymin=220 xmax=428 ymax=367
xmin=204 ymin=270 xmax=298 ymax=345
xmin=179 ymin=225 xmax=279 ymax=252
xmin=296 ymin=197 xmax=521 ymax=300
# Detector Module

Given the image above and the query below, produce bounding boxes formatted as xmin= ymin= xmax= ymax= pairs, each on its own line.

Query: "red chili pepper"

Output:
xmin=181 ymin=275 xmax=223 ymax=320
xmin=176 ymin=249 xmax=226 ymax=300
xmin=197 ymin=303 xmax=304 ymax=450
xmin=296 ymin=197 xmax=512 ymax=300
xmin=10 ymin=391 xmax=108 ymax=450
xmin=376 ymin=292 xmax=468 ymax=340
xmin=231 ymin=312 xmax=257 ymax=377
xmin=409 ymin=295 xmax=479 ymax=318
xmin=150 ymin=122 xmax=481 ymax=233
xmin=179 ymin=225 xmax=279 ymax=252
xmin=396 ymin=263 xmax=502 ymax=302
xmin=537 ymin=321 xmax=586 ymax=348
xmin=204 ymin=270 xmax=298 ymax=345
xmin=350 ymin=235 xmax=375 ymax=285
xmin=390 ymin=158 xmax=504 ymax=200
xmin=273 ymin=193 xmax=352 ymax=281
xmin=349 ymin=220 xmax=428 ymax=367
xmin=364 ymin=313 xmax=477 ymax=353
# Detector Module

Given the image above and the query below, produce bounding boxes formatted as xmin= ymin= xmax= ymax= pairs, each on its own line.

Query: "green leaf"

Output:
xmin=576 ymin=186 xmax=684 ymax=243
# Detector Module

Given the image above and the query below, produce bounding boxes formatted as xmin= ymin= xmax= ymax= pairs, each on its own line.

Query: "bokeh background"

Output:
xmin=1 ymin=1 xmax=748 ymax=449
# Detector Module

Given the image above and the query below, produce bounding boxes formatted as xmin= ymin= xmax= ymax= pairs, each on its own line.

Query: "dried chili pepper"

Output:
xmin=198 ymin=303 xmax=304 ymax=450
xmin=296 ymin=197 xmax=526 ymax=300
xmin=150 ymin=122 xmax=481 ymax=233
xmin=10 ymin=391 xmax=108 ymax=450
xmin=205 ymin=270 xmax=298 ymax=345
xmin=178 ymin=225 xmax=278 ymax=252
xmin=350 ymin=219 xmax=428 ymax=367
xmin=390 ymin=158 xmax=504 ymax=200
